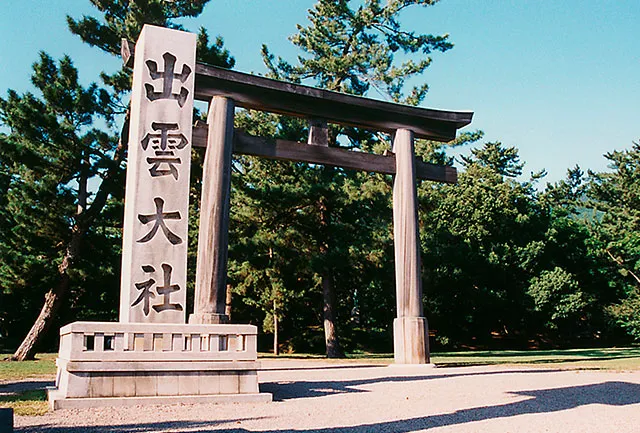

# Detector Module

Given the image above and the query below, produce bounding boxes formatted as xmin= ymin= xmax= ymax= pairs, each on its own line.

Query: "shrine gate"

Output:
xmin=48 ymin=25 xmax=472 ymax=409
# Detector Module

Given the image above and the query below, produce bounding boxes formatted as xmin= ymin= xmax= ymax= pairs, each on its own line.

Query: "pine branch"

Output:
xmin=80 ymin=109 xmax=129 ymax=229
xmin=605 ymin=247 xmax=640 ymax=286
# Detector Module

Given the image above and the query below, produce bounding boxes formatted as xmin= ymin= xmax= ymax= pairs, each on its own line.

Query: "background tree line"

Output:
xmin=1 ymin=0 xmax=638 ymax=359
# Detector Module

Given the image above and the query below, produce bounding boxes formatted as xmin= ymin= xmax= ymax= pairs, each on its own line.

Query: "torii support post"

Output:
xmin=392 ymin=129 xmax=429 ymax=364
xmin=190 ymin=96 xmax=235 ymax=324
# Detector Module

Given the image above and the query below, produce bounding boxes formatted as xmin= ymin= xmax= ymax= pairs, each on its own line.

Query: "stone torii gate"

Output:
xmin=124 ymin=40 xmax=473 ymax=365
xmin=49 ymin=25 xmax=471 ymax=410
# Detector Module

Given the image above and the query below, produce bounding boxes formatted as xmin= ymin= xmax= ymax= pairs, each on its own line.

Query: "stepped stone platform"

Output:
xmin=48 ymin=322 xmax=272 ymax=409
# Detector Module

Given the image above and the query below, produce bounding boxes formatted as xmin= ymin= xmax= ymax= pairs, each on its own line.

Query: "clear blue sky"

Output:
xmin=1 ymin=0 xmax=639 ymax=185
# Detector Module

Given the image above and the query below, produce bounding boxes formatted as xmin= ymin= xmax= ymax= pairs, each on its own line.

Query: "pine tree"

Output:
xmin=418 ymin=141 xmax=551 ymax=347
xmin=587 ymin=143 xmax=640 ymax=339
xmin=1 ymin=53 xmax=120 ymax=360
xmin=235 ymin=0 xmax=454 ymax=357
xmin=67 ymin=0 xmax=234 ymax=93
xmin=4 ymin=0 xmax=234 ymax=360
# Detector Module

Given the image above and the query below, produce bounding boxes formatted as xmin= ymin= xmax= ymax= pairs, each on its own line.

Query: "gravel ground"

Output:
xmin=12 ymin=359 xmax=640 ymax=433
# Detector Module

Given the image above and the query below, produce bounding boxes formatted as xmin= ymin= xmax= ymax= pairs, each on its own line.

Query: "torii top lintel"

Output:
xmin=122 ymin=39 xmax=473 ymax=142
xmin=194 ymin=64 xmax=472 ymax=142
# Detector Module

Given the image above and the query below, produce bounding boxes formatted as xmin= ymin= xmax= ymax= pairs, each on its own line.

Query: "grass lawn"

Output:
xmin=1 ymin=347 xmax=639 ymax=416
xmin=0 ymin=353 xmax=56 ymax=416
xmin=0 ymin=353 xmax=57 ymax=380
xmin=430 ymin=346 xmax=640 ymax=369
xmin=0 ymin=389 xmax=48 ymax=416
xmin=260 ymin=346 xmax=640 ymax=370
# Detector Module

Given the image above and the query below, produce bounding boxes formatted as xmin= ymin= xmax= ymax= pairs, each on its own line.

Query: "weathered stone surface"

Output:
xmin=392 ymin=129 xmax=429 ymax=364
xmin=119 ymin=24 xmax=197 ymax=324
xmin=198 ymin=372 xmax=221 ymax=395
xmin=57 ymin=322 xmax=258 ymax=362
xmin=191 ymin=96 xmax=235 ymax=325
xmin=89 ymin=374 xmax=114 ymax=398
xmin=62 ymin=371 xmax=90 ymax=399
xmin=49 ymin=321 xmax=269 ymax=408
xmin=239 ymin=371 xmax=259 ymax=394
xmin=156 ymin=372 xmax=179 ymax=396
xmin=66 ymin=360 xmax=261 ymax=372
xmin=113 ymin=373 xmax=136 ymax=397
xmin=178 ymin=372 xmax=200 ymax=396
xmin=135 ymin=372 xmax=158 ymax=396
xmin=50 ymin=25 xmax=272 ymax=412
xmin=393 ymin=317 xmax=430 ymax=364
xmin=49 ymin=393 xmax=272 ymax=410
xmin=219 ymin=372 xmax=240 ymax=394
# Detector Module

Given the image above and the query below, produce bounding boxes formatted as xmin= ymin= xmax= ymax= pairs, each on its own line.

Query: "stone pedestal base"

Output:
xmin=48 ymin=392 xmax=271 ymax=410
xmin=47 ymin=322 xmax=271 ymax=410
xmin=393 ymin=317 xmax=430 ymax=364
xmin=48 ymin=364 xmax=270 ymax=410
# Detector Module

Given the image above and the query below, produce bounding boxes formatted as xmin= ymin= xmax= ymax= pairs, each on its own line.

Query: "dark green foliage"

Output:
xmin=4 ymin=0 xmax=640 ymax=355
xmin=1 ymin=1 xmax=234 ymax=356
xmin=528 ymin=267 xmax=592 ymax=327
xmin=420 ymin=141 xmax=547 ymax=348
xmin=587 ymin=143 xmax=640 ymax=339
xmin=68 ymin=0 xmax=209 ymax=53
xmin=68 ymin=0 xmax=234 ymax=93
xmin=418 ymin=140 xmax=632 ymax=349
xmin=0 ymin=54 xmax=120 ymax=350
xmin=230 ymin=0 xmax=451 ymax=354
xmin=264 ymin=0 xmax=451 ymax=103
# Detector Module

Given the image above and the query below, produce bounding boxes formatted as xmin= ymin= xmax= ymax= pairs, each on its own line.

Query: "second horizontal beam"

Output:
xmin=192 ymin=122 xmax=457 ymax=183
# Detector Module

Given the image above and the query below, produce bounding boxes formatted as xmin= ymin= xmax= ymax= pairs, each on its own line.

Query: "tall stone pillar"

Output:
xmin=392 ymin=128 xmax=430 ymax=364
xmin=119 ymin=25 xmax=196 ymax=324
xmin=190 ymin=97 xmax=235 ymax=324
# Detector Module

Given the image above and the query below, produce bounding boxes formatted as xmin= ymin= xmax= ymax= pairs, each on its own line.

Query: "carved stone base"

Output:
xmin=393 ymin=316 xmax=430 ymax=364
xmin=47 ymin=322 xmax=271 ymax=410
xmin=48 ymin=392 xmax=271 ymax=410
xmin=48 ymin=367 xmax=270 ymax=410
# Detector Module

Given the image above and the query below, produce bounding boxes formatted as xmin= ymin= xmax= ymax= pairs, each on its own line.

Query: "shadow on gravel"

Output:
xmin=261 ymin=369 xmax=556 ymax=401
xmin=257 ymin=381 xmax=640 ymax=433
xmin=17 ymin=382 xmax=640 ymax=432
xmin=15 ymin=417 xmax=270 ymax=433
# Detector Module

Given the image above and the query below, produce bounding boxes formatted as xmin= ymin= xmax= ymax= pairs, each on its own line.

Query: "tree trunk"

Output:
xmin=309 ymin=123 xmax=343 ymax=358
xmin=10 ymin=231 xmax=82 ymax=361
xmin=273 ymin=299 xmax=279 ymax=356
xmin=9 ymin=112 xmax=129 ymax=361
xmin=225 ymin=284 xmax=233 ymax=320
xmin=77 ymin=150 xmax=89 ymax=215
xmin=323 ymin=273 xmax=344 ymax=358
xmin=319 ymin=193 xmax=344 ymax=359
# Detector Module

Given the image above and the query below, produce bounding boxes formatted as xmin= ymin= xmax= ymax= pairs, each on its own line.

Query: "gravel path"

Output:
xmin=12 ymin=360 xmax=640 ymax=432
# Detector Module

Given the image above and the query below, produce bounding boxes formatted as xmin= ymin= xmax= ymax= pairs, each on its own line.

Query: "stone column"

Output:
xmin=119 ymin=25 xmax=196 ymax=324
xmin=392 ymin=128 xmax=430 ymax=364
xmin=190 ymin=97 xmax=235 ymax=324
